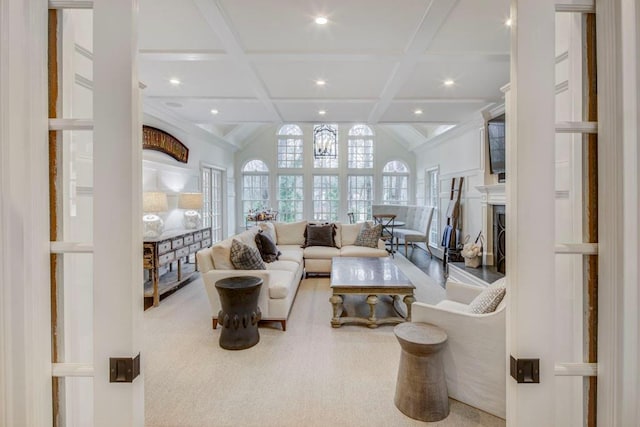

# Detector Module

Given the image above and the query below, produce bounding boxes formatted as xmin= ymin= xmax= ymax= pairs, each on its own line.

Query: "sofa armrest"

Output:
xmin=445 ymin=280 xmax=483 ymax=304
xmin=196 ymin=248 xmax=215 ymax=274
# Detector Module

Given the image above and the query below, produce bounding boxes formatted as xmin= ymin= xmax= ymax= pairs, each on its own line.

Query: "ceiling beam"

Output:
xmin=367 ymin=0 xmax=460 ymax=124
xmin=148 ymin=96 xmax=497 ymax=104
xmin=191 ymin=0 xmax=282 ymax=122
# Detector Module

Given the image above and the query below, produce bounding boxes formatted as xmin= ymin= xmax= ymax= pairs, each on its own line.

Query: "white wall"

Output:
xmin=234 ymin=124 xmax=415 ymax=233
xmin=414 ymin=115 xmax=490 ymax=257
xmin=142 ymin=114 xmax=236 ymax=235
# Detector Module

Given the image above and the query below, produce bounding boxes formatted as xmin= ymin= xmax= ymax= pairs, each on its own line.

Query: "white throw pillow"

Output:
xmin=257 ymin=222 xmax=277 ymax=244
xmin=210 ymin=238 xmax=235 ymax=270
xmin=340 ymin=223 xmax=363 ymax=246
xmin=274 ymin=220 xmax=307 ymax=245
xmin=468 ymin=284 xmax=506 ymax=314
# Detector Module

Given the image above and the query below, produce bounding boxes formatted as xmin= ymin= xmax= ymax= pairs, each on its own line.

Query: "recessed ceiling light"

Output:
xmin=210 ymin=109 xmax=219 ymax=115
xmin=318 ymin=110 xmax=326 ymax=116
xmin=414 ymin=109 xmax=423 ymax=115
xmin=316 ymin=79 xmax=326 ymax=86
xmin=444 ymin=79 xmax=455 ymax=86
xmin=505 ymin=18 xmax=513 ymax=27
xmin=169 ymin=78 xmax=181 ymax=86
xmin=315 ymin=16 xmax=328 ymax=25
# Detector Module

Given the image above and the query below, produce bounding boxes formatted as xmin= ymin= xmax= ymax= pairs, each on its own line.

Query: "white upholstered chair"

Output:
xmin=411 ymin=279 xmax=506 ymax=419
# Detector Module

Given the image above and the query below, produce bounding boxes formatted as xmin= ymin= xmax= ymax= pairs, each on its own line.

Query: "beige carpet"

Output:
xmin=144 ymin=257 xmax=505 ymax=427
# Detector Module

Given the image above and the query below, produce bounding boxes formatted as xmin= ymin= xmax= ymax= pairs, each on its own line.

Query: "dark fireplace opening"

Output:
xmin=493 ymin=205 xmax=506 ymax=274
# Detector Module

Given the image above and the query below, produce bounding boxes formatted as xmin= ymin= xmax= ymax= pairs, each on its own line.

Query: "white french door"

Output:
xmin=202 ymin=165 xmax=225 ymax=243
xmin=48 ymin=1 xmax=143 ymax=426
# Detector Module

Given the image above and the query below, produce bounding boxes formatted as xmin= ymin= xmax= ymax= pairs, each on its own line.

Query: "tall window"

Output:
xmin=202 ymin=166 xmax=224 ymax=242
xmin=277 ymin=124 xmax=303 ymax=168
xmin=313 ymin=175 xmax=339 ymax=221
xmin=382 ymin=160 xmax=409 ymax=205
xmin=426 ymin=167 xmax=439 ymax=247
xmin=242 ymin=160 xmax=269 ymax=216
xmin=278 ymin=175 xmax=304 ymax=222
xmin=313 ymin=124 xmax=339 ymax=168
xmin=347 ymin=125 xmax=374 ymax=168
xmin=347 ymin=175 xmax=373 ymax=222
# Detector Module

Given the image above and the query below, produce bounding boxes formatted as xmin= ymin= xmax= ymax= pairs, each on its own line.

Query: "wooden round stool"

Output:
xmin=394 ymin=322 xmax=449 ymax=422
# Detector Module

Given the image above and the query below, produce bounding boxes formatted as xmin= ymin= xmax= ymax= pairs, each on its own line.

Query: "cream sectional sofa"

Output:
xmin=196 ymin=220 xmax=388 ymax=331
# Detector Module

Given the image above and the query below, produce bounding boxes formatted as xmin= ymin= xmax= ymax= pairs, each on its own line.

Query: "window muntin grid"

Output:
xmin=347 ymin=175 xmax=373 ymax=222
xmin=277 ymin=125 xmax=303 ymax=168
xmin=313 ymin=124 xmax=339 ymax=168
xmin=242 ymin=160 xmax=270 ymax=216
xmin=382 ymin=160 xmax=409 ymax=205
xmin=313 ymin=175 xmax=339 ymax=221
xmin=278 ymin=175 xmax=304 ymax=222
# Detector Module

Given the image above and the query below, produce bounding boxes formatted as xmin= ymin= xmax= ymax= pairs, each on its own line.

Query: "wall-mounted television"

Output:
xmin=487 ymin=114 xmax=506 ymax=182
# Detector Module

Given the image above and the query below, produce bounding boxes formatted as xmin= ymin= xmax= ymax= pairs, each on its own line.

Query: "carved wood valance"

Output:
xmin=142 ymin=125 xmax=189 ymax=163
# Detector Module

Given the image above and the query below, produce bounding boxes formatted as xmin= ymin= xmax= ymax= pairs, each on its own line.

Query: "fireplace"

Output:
xmin=493 ymin=205 xmax=506 ymax=274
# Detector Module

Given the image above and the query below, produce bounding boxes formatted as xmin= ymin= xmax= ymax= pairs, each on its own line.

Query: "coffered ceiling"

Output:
xmin=138 ymin=0 xmax=511 ymax=147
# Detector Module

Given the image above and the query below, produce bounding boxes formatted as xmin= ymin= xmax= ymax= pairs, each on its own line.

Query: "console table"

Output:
xmin=143 ymin=227 xmax=212 ymax=307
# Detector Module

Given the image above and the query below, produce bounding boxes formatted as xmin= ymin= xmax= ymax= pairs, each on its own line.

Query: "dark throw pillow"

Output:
xmin=255 ymin=231 xmax=281 ymax=263
xmin=303 ymin=223 xmax=336 ymax=248
xmin=354 ymin=222 xmax=382 ymax=248
xmin=230 ymin=239 xmax=266 ymax=270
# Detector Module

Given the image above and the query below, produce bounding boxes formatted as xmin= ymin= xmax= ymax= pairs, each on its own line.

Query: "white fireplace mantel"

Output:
xmin=475 ymin=183 xmax=506 ymax=206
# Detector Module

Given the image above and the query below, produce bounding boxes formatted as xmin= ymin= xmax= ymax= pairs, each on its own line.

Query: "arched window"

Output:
xmin=382 ymin=160 xmax=409 ymax=205
xmin=313 ymin=124 xmax=339 ymax=168
xmin=277 ymin=124 xmax=303 ymax=168
xmin=347 ymin=124 xmax=374 ymax=169
xmin=241 ymin=160 xmax=270 ymax=217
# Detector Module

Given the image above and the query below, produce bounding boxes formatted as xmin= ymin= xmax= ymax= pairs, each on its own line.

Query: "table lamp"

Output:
xmin=178 ymin=192 xmax=203 ymax=229
xmin=143 ymin=192 xmax=168 ymax=238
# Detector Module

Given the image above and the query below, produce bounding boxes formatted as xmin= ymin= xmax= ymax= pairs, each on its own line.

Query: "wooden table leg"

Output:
xmin=367 ymin=294 xmax=379 ymax=328
xmin=403 ymin=294 xmax=416 ymax=321
xmin=152 ymin=267 xmax=160 ymax=307
xmin=330 ymin=294 xmax=343 ymax=328
xmin=177 ymin=258 xmax=182 ymax=281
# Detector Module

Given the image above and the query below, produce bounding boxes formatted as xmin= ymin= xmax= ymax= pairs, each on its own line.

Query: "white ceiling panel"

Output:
xmin=275 ymin=101 xmax=375 ymax=123
xmin=427 ymin=0 xmax=510 ymax=54
xmin=156 ymin=98 xmax=273 ymax=123
xmin=139 ymin=60 xmax=256 ymax=97
xmin=397 ymin=59 xmax=509 ymax=100
xmin=219 ymin=0 xmax=430 ymax=53
xmin=139 ymin=0 xmax=224 ymax=51
xmin=380 ymin=101 xmax=489 ymax=123
xmin=255 ymin=61 xmax=396 ymax=99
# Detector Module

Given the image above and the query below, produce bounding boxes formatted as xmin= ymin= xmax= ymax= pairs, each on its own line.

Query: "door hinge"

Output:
xmin=109 ymin=353 xmax=140 ymax=383
xmin=510 ymin=355 xmax=540 ymax=383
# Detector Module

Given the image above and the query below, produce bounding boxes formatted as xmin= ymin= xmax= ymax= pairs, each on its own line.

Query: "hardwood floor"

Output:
xmin=400 ymin=243 xmax=447 ymax=287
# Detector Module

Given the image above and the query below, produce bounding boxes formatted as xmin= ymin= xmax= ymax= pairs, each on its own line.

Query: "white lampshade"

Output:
xmin=143 ymin=192 xmax=168 ymax=213
xmin=178 ymin=193 xmax=203 ymax=210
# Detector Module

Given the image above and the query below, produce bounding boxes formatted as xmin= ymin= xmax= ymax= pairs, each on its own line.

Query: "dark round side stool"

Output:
xmin=394 ymin=322 xmax=449 ymax=422
xmin=215 ymin=276 xmax=263 ymax=350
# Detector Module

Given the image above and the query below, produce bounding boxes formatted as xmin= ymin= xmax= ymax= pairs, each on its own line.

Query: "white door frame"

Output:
xmin=0 ymin=1 xmax=52 ymax=426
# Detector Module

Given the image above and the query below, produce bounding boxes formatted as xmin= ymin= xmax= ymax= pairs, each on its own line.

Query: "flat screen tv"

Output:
xmin=487 ymin=114 xmax=506 ymax=182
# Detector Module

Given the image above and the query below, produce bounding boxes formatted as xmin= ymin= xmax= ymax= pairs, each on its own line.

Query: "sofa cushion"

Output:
xmin=277 ymin=245 xmax=304 ymax=264
xmin=230 ymin=239 xmax=266 ymax=270
xmin=303 ymin=223 xmax=336 ymax=247
xmin=255 ymin=231 xmax=281 ymax=263
xmin=339 ymin=245 xmax=387 ymax=258
xmin=257 ymin=222 xmax=277 ymax=243
xmin=468 ymin=284 xmax=506 ymax=314
xmin=339 ymin=222 xmax=362 ymax=247
xmin=354 ymin=221 xmax=382 ymax=248
xmin=275 ymin=220 xmax=307 ymax=245
xmin=210 ymin=238 xmax=235 ymax=270
xmin=265 ymin=260 xmax=300 ymax=274
xmin=236 ymin=228 xmax=260 ymax=251
xmin=303 ymin=246 xmax=340 ymax=259
xmin=265 ymin=269 xmax=294 ymax=300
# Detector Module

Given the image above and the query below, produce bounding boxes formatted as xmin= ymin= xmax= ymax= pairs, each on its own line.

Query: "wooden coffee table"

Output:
xmin=329 ymin=257 xmax=416 ymax=328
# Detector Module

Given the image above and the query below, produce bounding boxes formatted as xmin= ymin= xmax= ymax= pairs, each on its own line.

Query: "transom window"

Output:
xmin=313 ymin=175 xmax=339 ymax=221
xmin=278 ymin=175 xmax=304 ymax=222
xmin=277 ymin=124 xmax=303 ymax=168
xmin=382 ymin=160 xmax=409 ymax=205
xmin=242 ymin=160 xmax=270 ymax=216
xmin=347 ymin=175 xmax=373 ymax=222
xmin=347 ymin=125 xmax=374 ymax=169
